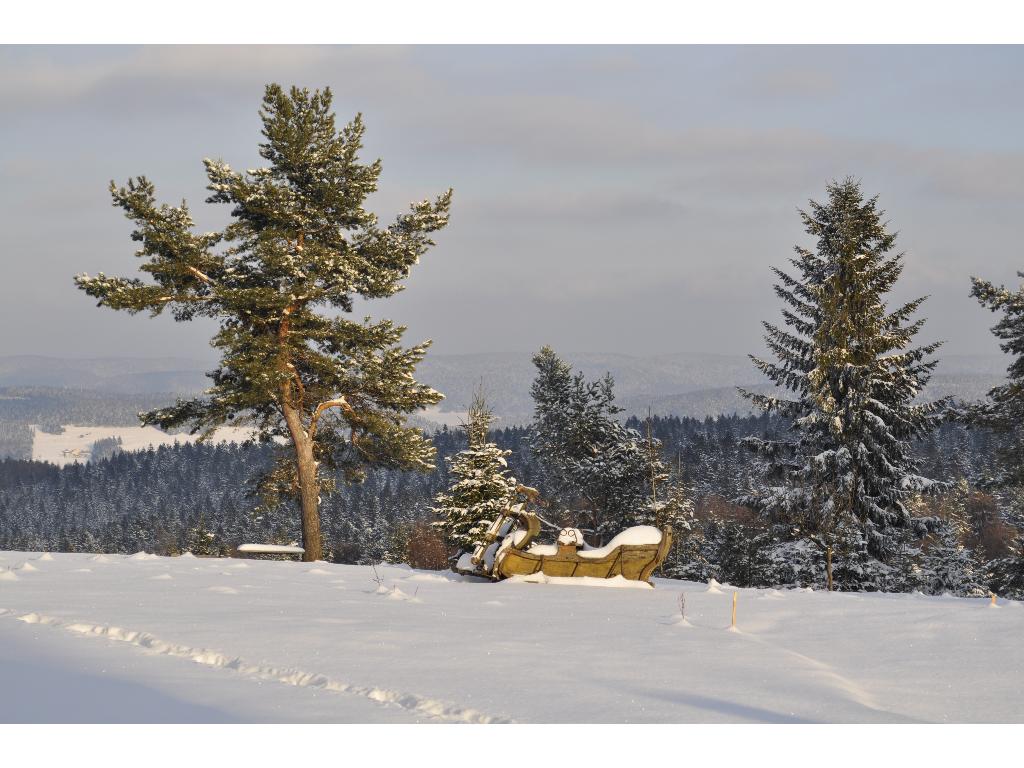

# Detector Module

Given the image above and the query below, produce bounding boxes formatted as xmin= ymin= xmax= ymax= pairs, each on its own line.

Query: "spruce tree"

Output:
xmin=969 ymin=271 xmax=1024 ymax=587
xmin=529 ymin=346 xmax=652 ymax=541
xmin=432 ymin=389 xmax=519 ymax=553
xmin=918 ymin=519 xmax=986 ymax=597
xmin=739 ymin=178 xmax=946 ymax=590
xmin=184 ymin=513 xmax=221 ymax=557
xmin=970 ymin=270 xmax=1024 ymax=488
xmin=988 ymin=535 xmax=1024 ymax=600
xmin=75 ymin=85 xmax=451 ymax=561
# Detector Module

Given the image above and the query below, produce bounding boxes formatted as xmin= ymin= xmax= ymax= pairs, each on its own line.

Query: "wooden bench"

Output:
xmin=236 ymin=543 xmax=305 ymax=561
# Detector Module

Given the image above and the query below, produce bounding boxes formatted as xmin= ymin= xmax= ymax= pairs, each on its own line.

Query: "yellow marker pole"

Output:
xmin=731 ymin=591 xmax=738 ymax=629
xmin=991 ymin=592 xmax=997 ymax=606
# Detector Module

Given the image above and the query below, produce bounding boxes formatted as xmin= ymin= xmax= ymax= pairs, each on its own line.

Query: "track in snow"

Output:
xmin=5 ymin=610 xmax=514 ymax=724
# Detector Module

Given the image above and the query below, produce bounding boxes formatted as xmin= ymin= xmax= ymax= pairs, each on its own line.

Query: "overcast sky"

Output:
xmin=1 ymin=45 xmax=1022 ymax=360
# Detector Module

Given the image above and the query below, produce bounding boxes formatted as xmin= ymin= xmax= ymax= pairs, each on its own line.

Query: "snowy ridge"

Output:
xmin=9 ymin=611 xmax=514 ymax=724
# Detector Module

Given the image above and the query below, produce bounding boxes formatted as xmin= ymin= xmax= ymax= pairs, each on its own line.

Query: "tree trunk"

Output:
xmin=282 ymin=393 xmax=323 ymax=562
xmin=276 ymin=301 xmax=322 ymax=563
xmin=825 ymin=545 xmax=834 ymax=592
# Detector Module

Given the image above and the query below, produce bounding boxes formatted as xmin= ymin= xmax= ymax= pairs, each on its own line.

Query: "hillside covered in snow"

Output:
xmin=1 ymin=551 xmax=1021 ymax=723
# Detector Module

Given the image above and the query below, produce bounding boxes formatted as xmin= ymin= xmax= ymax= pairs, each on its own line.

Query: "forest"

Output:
xmin=0 ymin=397 xmax=1021 ymax=598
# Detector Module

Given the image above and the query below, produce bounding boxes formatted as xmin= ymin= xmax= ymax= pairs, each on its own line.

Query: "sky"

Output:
xmin=1 ymin=45 xmax=1022 ymax=361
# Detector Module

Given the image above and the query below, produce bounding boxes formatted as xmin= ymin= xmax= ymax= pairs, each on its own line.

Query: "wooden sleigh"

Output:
xmin=454 ymin=498 xmax=672 ymax=585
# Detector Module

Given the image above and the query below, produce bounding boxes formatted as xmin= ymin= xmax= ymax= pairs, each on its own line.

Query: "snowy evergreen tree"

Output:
xmin=432 ymin=390 xmax=519 ymax=553
xmin=715 ymin=519 xmax=778 ymax=587
xmin=639 ymin=414 xmax=693 ymax=530
xmin=906 ymin=482 xmax=985 ymax=596
xmin=640 ymin=416 xmax=698 ymax=576
xmin=659 ymin=519 xmax=712 ymax=581
xmin=970 ymin=270 xmax=1024 ymax=489
xmin=968 ymin=270 xmax=1024 ymax=590
xmin=918 ymin=520 xmax=986 ymax=597
xmin=766 ymin=537 xmax=827 ymax=589
xmin=988 ymin=535 xmax=1024 ymax=599
xmin=75 ymin=84 xmax=451 ymax=561
xmin=645 ymin=478 xmax=695 ymax=535
xmin=529 ymin=346 xmax=652 ymax=541
xmin=185 ymin=513 xmax=222 ymax=557
xmin=739 ymin=178 xmax=946 ymax=590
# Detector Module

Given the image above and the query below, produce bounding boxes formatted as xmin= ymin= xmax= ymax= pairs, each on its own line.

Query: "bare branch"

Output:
xmin=309 ymin=395 xmax=355 ymax=439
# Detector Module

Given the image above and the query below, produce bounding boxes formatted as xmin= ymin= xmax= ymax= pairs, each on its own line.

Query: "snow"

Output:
xmin=607 ymin=525 xmax=664 ymax=545
xmin=506 ymin=574 xmax=654 ymax=589
xmin=455 ymin=551 xmax=477 ymax=573
xmin=236 ymin=544 xmax=305 ymax=554
xmin=1 ymin=550 xmax=1023 ymax=723
xmin=31 ymin=424 xmax=258 ymax=467
xmin=576 ymin=525 xmax=663 ymax=559
xmin=557 ymin=527 xmax=585 ymax=546
xmin=525 ymin=543 xmax=558 ymax=555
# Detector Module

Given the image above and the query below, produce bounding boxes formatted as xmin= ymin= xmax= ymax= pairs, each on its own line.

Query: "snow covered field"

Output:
xmin=31 ymin=424 xmax=258 ymax=466
xmin=1 ymin=551 xmax=1022 ymax=723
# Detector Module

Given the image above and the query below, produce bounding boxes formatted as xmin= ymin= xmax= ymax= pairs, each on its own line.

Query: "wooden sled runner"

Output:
xmin=454 ymin=500 xmax=672 ymax=585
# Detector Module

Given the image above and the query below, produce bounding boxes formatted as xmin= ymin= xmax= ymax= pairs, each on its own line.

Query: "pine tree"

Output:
xmin=75 ymin=84 xmax=451 ymax=561
xmin=432 ymin=389 xmax=519 ymax=553
xmin=739 ymin=178 xmax=946 ymax=590
xmin=529 ymin=346 xmax=652 ymax=541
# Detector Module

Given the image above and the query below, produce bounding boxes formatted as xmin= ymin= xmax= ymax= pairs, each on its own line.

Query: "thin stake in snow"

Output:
xmin=731 ymin=591 xmax=738 ymax=629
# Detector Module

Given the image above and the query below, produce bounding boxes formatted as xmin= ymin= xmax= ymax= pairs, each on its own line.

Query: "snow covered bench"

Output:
xmin=236 ymin=543 xmax=305 ymax=561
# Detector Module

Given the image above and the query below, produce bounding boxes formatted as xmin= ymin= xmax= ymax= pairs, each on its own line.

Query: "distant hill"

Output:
xmin=0 ymin=355 xmax=213 ymax=394
xmin=415 ymin=352 xmax=768 ymax=424
xmin=0 ymin=352 xmax=1009 ymax=426
xmin=415 ymin=352 xmax=1009 ymax=424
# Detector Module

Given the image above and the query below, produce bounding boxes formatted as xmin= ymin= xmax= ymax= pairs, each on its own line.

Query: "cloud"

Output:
xmin=2 ymin=45 xmax=1023 ymax=359
xmin=0 ymin=46 xmax=419 ymax=107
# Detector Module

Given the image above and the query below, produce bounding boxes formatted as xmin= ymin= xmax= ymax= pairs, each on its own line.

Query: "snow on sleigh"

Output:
xmin=454 ymin=502 xmax=672 ymax=585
